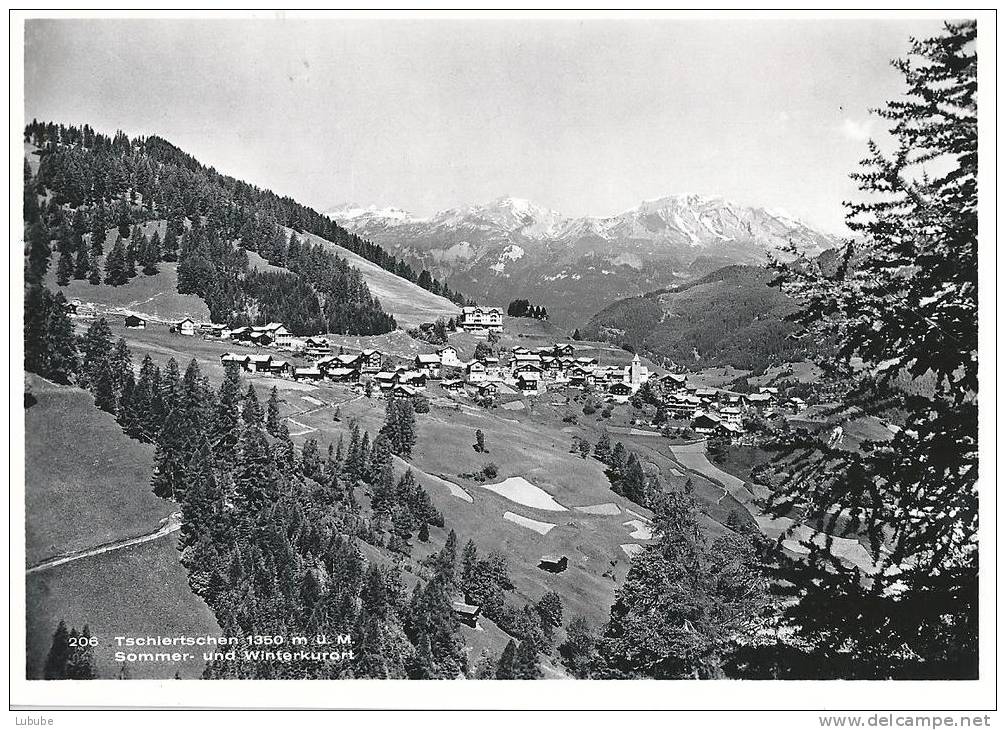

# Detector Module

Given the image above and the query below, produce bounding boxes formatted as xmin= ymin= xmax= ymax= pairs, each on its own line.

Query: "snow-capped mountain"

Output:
xmin=326 ymin=195 xmax=840 ymax=325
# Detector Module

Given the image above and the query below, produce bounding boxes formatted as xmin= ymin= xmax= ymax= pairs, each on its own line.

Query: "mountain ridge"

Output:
xmin=326 ymin=194 xmax=841 ymax=325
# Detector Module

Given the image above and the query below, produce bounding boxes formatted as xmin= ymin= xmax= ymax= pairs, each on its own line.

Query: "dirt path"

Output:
xmin=26 ymin=512 xmax=182 ymax=575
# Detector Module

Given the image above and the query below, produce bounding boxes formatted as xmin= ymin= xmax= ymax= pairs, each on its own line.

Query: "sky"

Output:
xmin=23 ymin=16 xmax=950 ymax=234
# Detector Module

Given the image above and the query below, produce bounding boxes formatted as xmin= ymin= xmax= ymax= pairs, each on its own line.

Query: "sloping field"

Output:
xmin=292 ymin=394 xmax=659 ymax=628
xmin=668 ymin=442 xmax=877 ymax=573
xmin=24 ymin=374 xmax=174 ymax=565
xmin=46 ymin=261 xmax=210 ymax=324
xmin=293 ymin=228 xmax=461 ymax=329
xmin=26 ymin=534 xmax=220 ymax=680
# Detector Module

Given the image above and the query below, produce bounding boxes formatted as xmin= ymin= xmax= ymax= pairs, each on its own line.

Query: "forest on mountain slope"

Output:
xmin=24 ymin=120 xmax=473 ymax=335
xmin=583 ymin=264 xmax=812 ymax=371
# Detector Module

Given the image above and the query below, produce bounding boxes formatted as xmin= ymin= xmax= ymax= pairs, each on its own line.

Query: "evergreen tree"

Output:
xmin=43 ymin=620 xmax=71 ymax=679
xmin=56 ymin=248 xmax=73 ymax=286
xmin=87 ymin=254 xmax=101 ymax=285
xmin=161 ymin=226 xmax=179 ymax=262
xmin=210 ymin=363 xmax=242 ymax=462
xmin=766 ymin=21 xmax=979 ymax=679
xmin=597 ymin=482 xmax=768 ymax=678
xmin=24 ymin=286 xmax=79 ymax=383
xmin=79 ymin=317 xmax=113 ymax=388
xmin=241 ymin=384 xmax=263 ymax=427
xmin=495 ymin=640 xmax=518 ymax=679
xmin=73 ymin=244 xmax=90 ymax=280
xmin=265 ymin=386 xmax=282 ymax=436
xmin=103 ymin=235 xmax=128 ymax=285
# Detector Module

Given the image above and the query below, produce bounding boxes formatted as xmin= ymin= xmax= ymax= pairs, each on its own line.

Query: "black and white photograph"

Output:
xmin=10 ymin=9 xmax=997 ymax=718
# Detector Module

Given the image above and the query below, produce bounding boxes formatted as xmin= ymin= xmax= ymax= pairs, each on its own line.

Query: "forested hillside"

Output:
xmin=583 ymin=265 xmax=811 ymax=371
xmin=24 ymin=120 xmax=472 ymax=335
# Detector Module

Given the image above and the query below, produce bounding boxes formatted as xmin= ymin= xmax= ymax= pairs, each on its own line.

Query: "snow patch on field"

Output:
xmin=301 ymin=396 xmax=324 ymax=406
xmin=620 ymin=543 xmax=645 ymax=557
xmin=623 ymin=520 xmax=653 ymax=540
xmin=482 ymin=477 xmax=568 ymax=511
xmin=503 ymin=511 xmax=556 ymax=535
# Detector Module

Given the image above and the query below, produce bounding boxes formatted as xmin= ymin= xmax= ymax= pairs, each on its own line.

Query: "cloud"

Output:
xmin=840 ymin=118 xmax=873 ymax=141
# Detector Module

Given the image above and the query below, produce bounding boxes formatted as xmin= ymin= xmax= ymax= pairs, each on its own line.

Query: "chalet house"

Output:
xmin=745 ymin=392 xmax=772 ymax=408
xmin=253 ymin=322 xmax=295 ymax=348
xmin=538 ymin=555 xmax=568 ymax=573
xmin=326 ymin=367 xmax=359 ymax=383
xmin=314 ymin=355 xmax=339 ymax=372
xmin=452 ymin=601 xmax=481 ymax=629
xmin=466 ymin=361 xmax=488 ymax=383
xmin=334 ymin=353 xmax=361 ymax=368
xmin=397 ymin=371 xmax=428 ymax=388
xmin=691 ymin=412 xmax=723 ymax=435
xmin=359 ymin=349 xmax=383 ymax=373
xmin=175 ymin=318 xmax=196 ymax=336
xmin=266 ymin=359 xmax=291 ymax=376
xmin=200 ymin=323 xmax=227 ymax=338
xmin=391 ymin=384 xmax=421 ymax=399
xmin=414 ymin=353 xmax=442 ymax=379
xmin=374 ymin=371 xmax=399 ymax=390
xmin=477 ymin=382 xmax=499 ymax=397
xmin=569 ymin=367 xmax=596 ymax=388
xmin=513 ymin=352 xmax=542 ymax=367
xmin=124 ymin=315 xmax=146 ymax=330
xmin=513 ymin=362 xmax=543 ymax=377
xmin=246 ymin=354 xmax=273 ymax=373
xmin=719 ymin=406 xmax=743 ymax=426
xmin=248 ymin=332 xmax=274 ymax=346
xmin=516 ymin=371 xmax=541 ymax=393
xmin=481 ymin=356 xmax=503 ymax=379
xmin=220 ymin=353 xmax=251 ymax=369
xmin=304 ymin=337 xmax=331 ymax=357
xmin=440 ymin=378 xmax=465 ymax=392
xmin=511 ymin=346 xmax=530 ymax=356
xmin=227 ymin=326 xmax=251 ymax=341
xmin=293 ymin=367 xmax=324 ymax=381
xmin=606 ymin=382 xmax=633 ymax=404
xmin=556 ymin=344 xmax=577 ymax=357
xmin=437 ymin=346 xmax=462 ymax=368
xmin=575 ymin=356 xmax=598 ymax=368
xmin=460 ymin=306 xmax=504 ymax=333
xmin=657 ymin=373 xmax=688 ymax=393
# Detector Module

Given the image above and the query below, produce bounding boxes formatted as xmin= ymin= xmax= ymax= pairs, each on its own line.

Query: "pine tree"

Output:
xmin=73 ymin=244 xmax=90 ymax=280
xmin=87 ymin=253 xmax=101 ymax=285
xmin=495 ymin=640 xmax=518 ymax=679
xmin=124 ymin=237 xmax=138 ymax=278
xmin=241 ymin=384 xmax=263 ymax=427
xmin=24 ymin=286 xmax=79 ymax=384
xmin=162 ymin=226 xmax=179 ymax=262
xmin=265 ymin=386 xmax=281 ymax=436
xmin=43 ymin=620 xmax=71 ymax=679
xmin=56 ymin=248 xmax=73 ymax=286
xmin=25 ymin=221 xmax=51 ymax=286
xmin=179 ymin=437 xmax=218 ymax=551
xmin=79 ymin=317 xmax=113 ymax=388
xmin=210 ymin=363 xmax=242 ymax=462
xmin=767 ymin=21 xmax=978 ymax=679
xmin=103 ymin=235 xmax=127 ymax=285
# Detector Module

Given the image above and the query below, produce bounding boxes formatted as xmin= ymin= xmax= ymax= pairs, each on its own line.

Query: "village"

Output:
xmin=73 ymin=301 xmax=806 ymax=444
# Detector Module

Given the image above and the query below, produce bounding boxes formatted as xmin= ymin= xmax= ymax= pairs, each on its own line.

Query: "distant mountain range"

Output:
xmin=327 ymin=195 xmax=841 ymax=326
